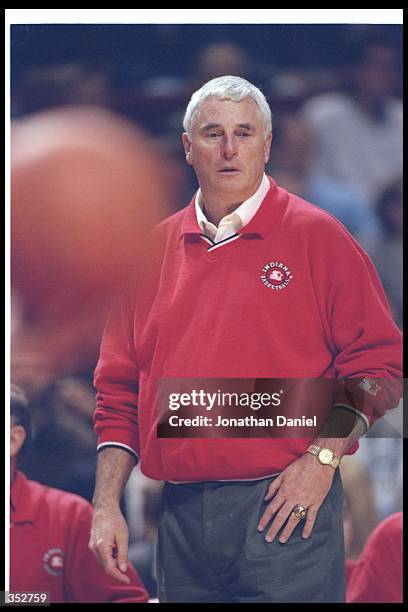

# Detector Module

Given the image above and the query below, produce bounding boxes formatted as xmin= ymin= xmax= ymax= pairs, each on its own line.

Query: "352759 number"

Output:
xmin=2 ymin=592 xmax=50 ymax=605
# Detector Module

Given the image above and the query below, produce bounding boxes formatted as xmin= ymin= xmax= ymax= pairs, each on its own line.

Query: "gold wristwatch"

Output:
xmin=307 ymin=444 xmax=340 ymax=469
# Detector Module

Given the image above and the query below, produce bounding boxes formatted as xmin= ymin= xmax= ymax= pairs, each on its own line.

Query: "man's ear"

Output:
xmin=264 ymin=132 xmax=273 ymax=164
xmin=10 ymin=424 xmax=26 ymax=459
xmin=182 ymin=133 xmax=193 ymax=165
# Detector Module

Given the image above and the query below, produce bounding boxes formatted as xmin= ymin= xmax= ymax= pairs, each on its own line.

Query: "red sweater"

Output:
xmin=94 ymin=176 xmax=401 ymax=481
xmin=346 ymin=512 xmax=403 ymax=603
xmin=10 ymin=471 xmax=148 ymax=603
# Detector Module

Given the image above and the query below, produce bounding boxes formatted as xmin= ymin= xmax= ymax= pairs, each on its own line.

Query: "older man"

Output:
xmin=90 ymin=76 xmax=401 ymax=603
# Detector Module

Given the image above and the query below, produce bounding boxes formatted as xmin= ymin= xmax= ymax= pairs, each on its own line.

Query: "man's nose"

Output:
xmin=221 ymin=136 xmax=237 ymax=159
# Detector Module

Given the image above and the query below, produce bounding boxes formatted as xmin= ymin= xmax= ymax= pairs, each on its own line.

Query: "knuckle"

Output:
xmin=269 ymin=497 xmax=283 ymax=510
xmin=262 ymin=507 xmax=275 ymax=519
xmin=264 ymin=507 xmax=275 ymax=518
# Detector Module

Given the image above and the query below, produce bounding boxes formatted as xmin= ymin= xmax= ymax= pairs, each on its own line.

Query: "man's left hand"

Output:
xmin=257 ymin=452 xmax=335 ymax=543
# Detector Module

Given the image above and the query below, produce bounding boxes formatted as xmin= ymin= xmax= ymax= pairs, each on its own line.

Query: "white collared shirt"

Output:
xmin=195 ymin=174 xmax=270 ymax=243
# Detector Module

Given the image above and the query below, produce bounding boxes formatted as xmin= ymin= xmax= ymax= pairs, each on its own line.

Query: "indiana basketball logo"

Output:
xmin=261 ymin=261 xmax=293 ymax=290
xmin=43 ymin=548 xmax=65 ymax=576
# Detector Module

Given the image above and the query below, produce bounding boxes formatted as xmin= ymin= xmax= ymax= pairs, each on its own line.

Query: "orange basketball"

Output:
xmin=11 ymin=105 xmax=172 ymax=319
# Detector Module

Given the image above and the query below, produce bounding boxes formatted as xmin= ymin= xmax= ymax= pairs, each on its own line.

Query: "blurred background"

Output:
xmin=9 ymin=22 xmax=403 ymax=598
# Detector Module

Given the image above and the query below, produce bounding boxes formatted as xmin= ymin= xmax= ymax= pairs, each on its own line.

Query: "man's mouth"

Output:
xmin=219 ymin=168 xmax=240 ymax=173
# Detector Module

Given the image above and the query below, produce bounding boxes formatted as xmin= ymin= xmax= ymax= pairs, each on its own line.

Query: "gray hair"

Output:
xmin=183 ymin=75 xmax=272 ymax=138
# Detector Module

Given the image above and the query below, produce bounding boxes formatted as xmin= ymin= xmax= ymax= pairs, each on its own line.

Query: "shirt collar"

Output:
xmin=179 ymin=175 xmax=289 ymax=240
xmin=10 ymin=470 xmax=37 ymax=524
xmin=194 ymin=173 xmax=270 ymax=233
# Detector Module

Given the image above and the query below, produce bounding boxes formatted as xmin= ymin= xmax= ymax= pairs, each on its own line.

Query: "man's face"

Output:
xmin=182 ymin=96 xmax=272 ymax=205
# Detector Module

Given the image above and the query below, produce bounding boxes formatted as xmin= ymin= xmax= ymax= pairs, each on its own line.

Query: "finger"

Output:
xmin=104 ymin=545 xmax=131 ymax=584
xmin=302 ymin=506 xmax=318 ymax=539
xmin=115 ymin=532 xmax=129 ymax=573
xmin=257 ymin=495 xmax=285 ymax=532
xmin=278 ymin=509 xmax=306 ymax=543
xmin=265 ymin=500 xmax=293 ymax=542
xmin=264 ymin=475 xmax=283 ymax=501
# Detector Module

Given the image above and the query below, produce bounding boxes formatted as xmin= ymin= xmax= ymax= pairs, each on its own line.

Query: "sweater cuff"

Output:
xmin=95 ymin=426 xmax=140 ymax=462
xmin=97 ymin=441 xmax=139 ymax=463
xmin=333 ymin=403 xmax=370 ymax=433
xmin=334 ymin=377 xmax=402 ymax=430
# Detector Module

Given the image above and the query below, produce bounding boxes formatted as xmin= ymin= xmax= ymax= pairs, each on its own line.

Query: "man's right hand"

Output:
xmin=89 ymin=505 xmax=131 ymax=584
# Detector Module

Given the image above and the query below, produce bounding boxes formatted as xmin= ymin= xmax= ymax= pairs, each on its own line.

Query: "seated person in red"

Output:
xmin=9 ymin=384 xmax=148 ymax=604
xmin=346 ymin=512 xmax=402 ymax=603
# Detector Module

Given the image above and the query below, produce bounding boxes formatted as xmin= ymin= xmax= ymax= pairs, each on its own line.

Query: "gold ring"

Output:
xmin=292 ymin=505 xmax=308 ymax=520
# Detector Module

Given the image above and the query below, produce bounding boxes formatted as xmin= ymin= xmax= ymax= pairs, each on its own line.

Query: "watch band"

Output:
xmin=306 ymin=444 xmax=340 ymax=469
xmin=330 ymin=456 xmax=340 ymax=469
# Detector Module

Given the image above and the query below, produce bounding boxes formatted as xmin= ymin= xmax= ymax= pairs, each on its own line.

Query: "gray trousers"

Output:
xmin=157 ymin=471 xmax=345 ymax=603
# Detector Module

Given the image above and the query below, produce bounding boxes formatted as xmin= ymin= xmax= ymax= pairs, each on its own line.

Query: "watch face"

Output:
xmin=319 ymin=448 xmax=334 ymax=464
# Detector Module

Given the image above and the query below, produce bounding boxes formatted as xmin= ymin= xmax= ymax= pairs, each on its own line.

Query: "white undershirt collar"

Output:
xmin=195 ymin=173 xmax=270 ymax=243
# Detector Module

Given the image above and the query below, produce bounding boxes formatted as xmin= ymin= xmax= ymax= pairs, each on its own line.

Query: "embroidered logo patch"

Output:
xmin=357 ymin=377 xmax=382 ymax=396
xmin=43 ymin=548 xmax=65 ymax=576
xmin=261 ymin=261 xmax=293 ymax=290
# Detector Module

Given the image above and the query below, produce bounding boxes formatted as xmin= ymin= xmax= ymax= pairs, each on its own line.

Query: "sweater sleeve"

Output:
xmin=93 ymin=283 xmax=140 ymax=460
xmin=64 ymin=499 xmax=149 ymax=603
xmin=317 ymin=217 xmax=402 ymax=429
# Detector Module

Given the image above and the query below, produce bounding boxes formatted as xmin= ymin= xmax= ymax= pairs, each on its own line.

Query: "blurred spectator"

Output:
xmin=346 ymin=512 xmax=402 ymax=603
xmin=10 ymin=384 xmax=149 ymax=603
xmin=364 ymin=177 xmax=402 ymax=328
xmin=12 ymin=62 xmax=114 ymax=118
xmin=353 ymin=437 xmax=403 ymax=521
xmin=265 ymin=66 xmax=339 ymax=115
xmin=192 ymin=42 xmax=252 ymax=87
xmin=153 ymin=133 xmax=197 ymax=212
xmin=127 ymin=474 xmax=164 ymax=598
xmin=340 ymin=455 xmax=379 ymax=561
xmin=142 ymin=40 xmax=253 ymax=100
xmin=267 ymin=113 xmax=370 ymax=240
xmin=301 ymin=33 xmax=402 ymax=206
xmin=18 ymin=377 xmax=97 ymax=501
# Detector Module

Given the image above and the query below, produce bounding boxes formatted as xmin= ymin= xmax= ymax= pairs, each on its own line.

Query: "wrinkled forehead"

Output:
xmin=191 ymin=96 xmax=263 ymax=132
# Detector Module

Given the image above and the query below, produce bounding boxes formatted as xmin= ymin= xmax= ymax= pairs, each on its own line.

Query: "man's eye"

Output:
xmin=238 ymin=132 xmax=250 ymax=137
xmin=207 ymin=132 xmax=221 ymax=138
